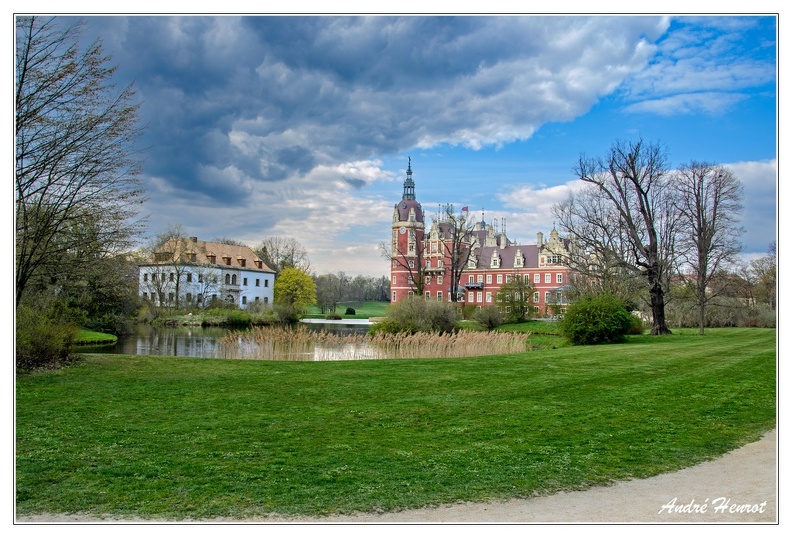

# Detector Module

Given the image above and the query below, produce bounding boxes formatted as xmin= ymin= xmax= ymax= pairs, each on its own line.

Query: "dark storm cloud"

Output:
xmin=84 ymin=15 xmax=669 ymax=202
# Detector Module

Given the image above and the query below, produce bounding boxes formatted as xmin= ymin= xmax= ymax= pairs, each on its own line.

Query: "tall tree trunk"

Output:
xmin=647 ymin=272 xmax=671 ymax=335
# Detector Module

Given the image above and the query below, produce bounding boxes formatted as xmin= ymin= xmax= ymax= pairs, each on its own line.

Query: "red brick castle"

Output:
xmin=389 ymin=160 xmax=572 ymax=317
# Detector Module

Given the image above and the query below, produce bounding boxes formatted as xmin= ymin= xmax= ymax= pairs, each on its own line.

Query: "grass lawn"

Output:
xmin=16 ymin=328 xmax=776 ymax=520
xmin=75 ymin=330 xmax=118 ymax=345
xmin=304 ymin=301 xmax=390 ymax=319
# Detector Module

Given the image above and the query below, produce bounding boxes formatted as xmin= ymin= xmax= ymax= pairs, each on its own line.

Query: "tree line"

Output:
xmin=553 ymin=138 xmax=774 ymax=335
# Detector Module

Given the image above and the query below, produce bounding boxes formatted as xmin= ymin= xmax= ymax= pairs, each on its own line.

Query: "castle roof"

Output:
xmin=144 ymin=237 xmax=274 ymax=273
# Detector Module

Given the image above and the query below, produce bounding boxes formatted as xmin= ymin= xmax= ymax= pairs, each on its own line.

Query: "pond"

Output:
xmin=79 ymin=320 xmax=373 ymax=360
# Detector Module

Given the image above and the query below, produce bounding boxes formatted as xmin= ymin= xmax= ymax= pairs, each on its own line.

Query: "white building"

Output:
xmin=138 ymin=236 xmax=275 ymax=309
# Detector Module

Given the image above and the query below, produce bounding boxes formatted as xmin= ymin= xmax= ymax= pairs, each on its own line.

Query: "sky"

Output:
xmin=27 ymin=10 xmax=780 ymax=277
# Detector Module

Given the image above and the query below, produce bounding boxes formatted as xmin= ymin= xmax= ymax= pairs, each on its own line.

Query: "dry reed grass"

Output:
xmin=217 ymin=325 xmax=530 ymax=361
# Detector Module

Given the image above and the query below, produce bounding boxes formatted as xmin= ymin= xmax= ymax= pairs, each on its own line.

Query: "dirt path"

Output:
xmin=16 ymin=429 xmax=777 ymax=524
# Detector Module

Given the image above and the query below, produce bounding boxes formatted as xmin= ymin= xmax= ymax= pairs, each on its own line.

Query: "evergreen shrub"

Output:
xmin=559 ymin=293 xmax=634 ymax=345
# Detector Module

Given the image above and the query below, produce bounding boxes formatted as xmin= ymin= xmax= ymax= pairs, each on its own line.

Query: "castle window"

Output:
xmin=497 ymin=274 xmax=503 ymax=284
xmin=534 ymin=274 xmax=540 ymax=283
xmin=186 ymin=273 xmax=192 ymax=283
xmin=545 ymin=274 xmax=551 ymax=283
xmin=557 ymin=273 xmax=564 ymax=283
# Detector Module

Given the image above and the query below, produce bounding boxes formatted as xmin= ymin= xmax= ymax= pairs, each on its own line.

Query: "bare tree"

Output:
xmin=748 ymin=242 xmax=777 ymax=310
xmin=147 ymin=225 xmax=195 ymax=309
xmin=379 ymin=229 xmax=427 ymax=298
xmin=16 ymin=16 xmax=144 ymax=306
xmin=672 ymin=162 xmax=744 ymax=334
xmin=314 ymin=272 xmax=349 ymax=313
xmin=254 ymin=236 xmax=311 ymax=277
xmin=438 ymin=205 xmax=476 ymax=302
xmin=555 ymin=139 xmax=676 ymax=335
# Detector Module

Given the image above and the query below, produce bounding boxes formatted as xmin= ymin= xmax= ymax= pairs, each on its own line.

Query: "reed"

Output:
xmin=217 ymin=325 xmax=530 ymax=360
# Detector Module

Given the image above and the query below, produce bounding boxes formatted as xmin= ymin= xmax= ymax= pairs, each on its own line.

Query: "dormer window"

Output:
xmin=223 ymin=256 xmax=231 ymax=265
xmin=238 ymin=257 xmax=246 ymax=267
xmin=490 ymin=252 xmax=500 ymax=268
xmin=514 ymin=249 xmax=523 ymax=267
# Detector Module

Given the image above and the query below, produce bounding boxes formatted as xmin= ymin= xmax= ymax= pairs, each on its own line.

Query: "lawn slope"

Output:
xmin=16 ymin=328 xmax=776 ymax=520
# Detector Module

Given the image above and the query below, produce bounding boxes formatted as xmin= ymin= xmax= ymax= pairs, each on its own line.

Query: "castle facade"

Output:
xmin=390 ymin=161 xmax=572 ymax=317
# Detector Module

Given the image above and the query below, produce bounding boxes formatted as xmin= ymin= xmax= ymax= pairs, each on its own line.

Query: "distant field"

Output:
xmin=16 ymin=328 xmax=776 ymax=520
xmin=305 ymin=300 xmax=390 ymax=318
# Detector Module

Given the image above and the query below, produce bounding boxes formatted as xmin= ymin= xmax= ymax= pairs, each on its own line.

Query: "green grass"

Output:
xmin=305 ymin=301 xmax=390 ymax=319
xmin=16 ymin=328 xmax=776 ymax=520
xmin=75 ymin=330 xmax=118 ymax=345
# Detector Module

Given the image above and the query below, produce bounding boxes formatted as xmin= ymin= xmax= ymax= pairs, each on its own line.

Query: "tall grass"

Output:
xmin=218 ymin=325 xmax=529 ymax=361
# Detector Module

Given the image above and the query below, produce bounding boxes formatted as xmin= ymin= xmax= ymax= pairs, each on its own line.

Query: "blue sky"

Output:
xmin=57 ymin=12 xmax=777 ymax=277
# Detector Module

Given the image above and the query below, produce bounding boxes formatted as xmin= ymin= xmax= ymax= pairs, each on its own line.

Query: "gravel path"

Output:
xmin=16 ymin=429 xmax=777 ymax=524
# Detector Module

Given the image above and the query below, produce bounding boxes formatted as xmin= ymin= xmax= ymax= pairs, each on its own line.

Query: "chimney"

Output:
xmin=190 ymin=236 xmax=198 ymax=243
xmin=537 ymin=232 xmax=544 ymax=248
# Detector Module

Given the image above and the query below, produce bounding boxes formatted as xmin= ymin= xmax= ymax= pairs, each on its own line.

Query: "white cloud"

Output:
xmin=623 ymin=92 xmax=749 ymax=115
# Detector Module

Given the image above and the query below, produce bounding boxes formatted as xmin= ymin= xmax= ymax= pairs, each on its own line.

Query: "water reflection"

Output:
xmin=81 ymin=321 xmax=372 ymax=360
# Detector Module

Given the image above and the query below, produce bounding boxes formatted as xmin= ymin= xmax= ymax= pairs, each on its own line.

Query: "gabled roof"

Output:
xmin=473 ymin=244 xmax=540 ymax=270
xmin=144 ymin=237 xmax=274 ymax=273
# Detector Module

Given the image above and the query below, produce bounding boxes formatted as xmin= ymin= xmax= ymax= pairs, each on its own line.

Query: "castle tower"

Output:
xmin=390 ymin=158 xmax=425 ymax=302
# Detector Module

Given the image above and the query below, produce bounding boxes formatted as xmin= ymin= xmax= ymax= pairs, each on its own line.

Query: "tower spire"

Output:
xmin=402 ymin=157 xmax=416 ymax=200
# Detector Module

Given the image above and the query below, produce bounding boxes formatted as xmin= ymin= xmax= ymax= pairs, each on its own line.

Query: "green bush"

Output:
xmin=16 ymin=305 xmax=79 ymax=370
xmin=473 ymin=305 xmax=505 ymax=331
xmin=344 ymin=307 xmax=356 ymax=316
xmin=559 ymin=293 xmax=634 ymax=345
xmin=627 ymin=313 xmax=646 ymax=335
xmin=225 ymin=310 xmax=252 ymax=327
xmin=371 ymin=297 xmax=459 ymax=334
